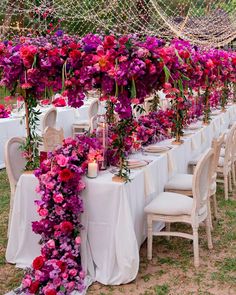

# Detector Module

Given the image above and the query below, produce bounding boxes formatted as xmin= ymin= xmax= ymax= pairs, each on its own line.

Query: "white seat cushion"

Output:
xmin=144 ymin=192 xmax=193 ymax=215
xmin=188 ymin=154 xmax=202 ymax=166
xmin=218 ymin=156 xmax=227 ymax=167
xmin=164 ymin=173 xmax=193 ymax=191
xmin=73 ymin=120 xmax=89 ymax=126
xmin=220 ymin=148 xmax=225 ymax=157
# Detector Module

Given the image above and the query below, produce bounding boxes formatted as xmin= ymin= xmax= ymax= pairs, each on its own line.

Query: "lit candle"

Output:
xmin=87 ymin=162 xmax=98 ymax=178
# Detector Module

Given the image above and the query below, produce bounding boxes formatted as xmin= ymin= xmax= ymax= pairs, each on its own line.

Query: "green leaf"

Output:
xmin=178 ymin=79 xmax=184 ymax=93
xmin=131 ymin=77 xmax=137 ymax=98
xmin=163 ymin=65 xmax=170 ymax=83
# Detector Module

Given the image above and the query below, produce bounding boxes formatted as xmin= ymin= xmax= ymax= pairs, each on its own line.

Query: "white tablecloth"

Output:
xmin=5 ymin=105 xmax=236 ymax=286
xmin=0 ymin=118 xmax=25 ymax=169
xmin=0 ymin=105 xmax=90 ymax=169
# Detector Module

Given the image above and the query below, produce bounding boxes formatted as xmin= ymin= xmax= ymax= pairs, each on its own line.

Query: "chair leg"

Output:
xmin=207 ymin=199 xmax=213 ymax=230
xmin=205 ymin=216 xmax=213 ymax=250
xmin=232 ymin=163 xmax=236 ymax=186
xmin=212 ymin=193 xmax=218 ymax=220
xmin=192 ymin=226 xmax=199 ymax=268
xmin=165 ymin=222 xmax=170 ymax=240
xmin=147 ymin=215 xmax=153 ymax=260
xmin=224 ymin=174 xmax=229 ymax=200
xmin=229 ymin=171 xmax=232 ymax=193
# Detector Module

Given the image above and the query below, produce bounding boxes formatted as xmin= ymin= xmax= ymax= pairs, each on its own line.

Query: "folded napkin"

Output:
xmin=188 ymin=123 xmax=202 ymax=130
xmin=144 ymin=145 xmax=170 ymax=153
xmin=127 ymin=159 xmax=147 ymax=169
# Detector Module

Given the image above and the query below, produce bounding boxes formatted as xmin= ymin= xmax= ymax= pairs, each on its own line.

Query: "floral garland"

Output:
xmin=136 ymin=109 xmax=173 ymax=146
xmin=17 ymin=135 xmax=103 ymax=295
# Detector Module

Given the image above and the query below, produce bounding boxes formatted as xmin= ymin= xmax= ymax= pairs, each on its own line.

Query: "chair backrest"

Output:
xmin=209 ymin=133 xmax=225 ymax=195
xmin=211 ymin=133 xmax=225 ymax=173
xmin=4 ymin=137 xmax=26 ymax=195
xmin=43 ymin=127 xmax=64 ymax=152
xmin=192 ymin=148 xmax=214 ymax=218
xmin=144 ymin=96 xmax=154 ymax=113
xmin=88 ymin=99 xmax=99 ymax=121
xmin=230 ymin=124 xmax=236 ymax=161
xmin=42 ymin=108 xmax=57 ymax=132
xmin=224 ymin=122 xmax=236 ymax=170
xmin=90 ymin=115 xmax=98 ymax=131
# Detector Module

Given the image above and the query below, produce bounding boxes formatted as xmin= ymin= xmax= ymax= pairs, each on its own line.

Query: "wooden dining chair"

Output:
xmin=4 ymin=137 xmax=26 ymax=234
xmin=144 ymin=148 xmax=214 ymax=267
xmin=188 ymin=133 xmax=225 ymax=220
xmin=42 ymin=107 xmax=57 ymax=132
xmin=72 ymin=98 xmax=99 ymax=137
xmin=216 ymin=123 xmax=236 ymax=200
xmin=43 ymin=127 xmax=64 ymax=152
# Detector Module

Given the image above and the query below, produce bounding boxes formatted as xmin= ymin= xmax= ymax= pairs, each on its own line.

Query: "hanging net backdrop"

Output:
xmin=0 ymin=0 xmax=236 ymax=48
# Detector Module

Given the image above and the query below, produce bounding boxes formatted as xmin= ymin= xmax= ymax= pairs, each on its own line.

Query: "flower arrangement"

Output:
xmin=0 ymin=104 xmax=11 ymax=118
xmin=136 ymin=109 xmax=173 ymax=146
xmin=0 ymin=33 xmax=236 ymax=172
xmin=17 ymin=135 xmax=103 ymax=295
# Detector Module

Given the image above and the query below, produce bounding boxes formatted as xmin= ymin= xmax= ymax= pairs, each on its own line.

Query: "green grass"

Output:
xmin=0 ymin=169 xmax=236 ymax=295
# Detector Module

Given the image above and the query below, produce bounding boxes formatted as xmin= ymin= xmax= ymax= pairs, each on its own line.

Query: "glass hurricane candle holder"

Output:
xmin=96 ymin=115 xmax=108 ymax=170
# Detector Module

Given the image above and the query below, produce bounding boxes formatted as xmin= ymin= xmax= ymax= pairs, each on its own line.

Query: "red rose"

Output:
xmin=69 ymin=49 xmax=81 ymax=60
xmin=32 ymin=256 xmax=44 ymax=270
xmin=104 ymin=35 xmax=115 ymax=49
xmin=52 ymin=97 xmax=66 ymax=107
xmin=59 ymin=168 xmax=73 ymax=182
xmin=29 ymin=280 xmax=40 ymax=293
xmin=60 ymin=221 xmax=73 ymax=234
xmin=45 ymin=289 xmax=57 ymax=295
xmin=56 ymin=260 xmax=67 ymax=272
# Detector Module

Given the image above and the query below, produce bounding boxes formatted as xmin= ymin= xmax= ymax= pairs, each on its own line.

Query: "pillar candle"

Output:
xmin=87 ymin=162 xmax=98 ymax=178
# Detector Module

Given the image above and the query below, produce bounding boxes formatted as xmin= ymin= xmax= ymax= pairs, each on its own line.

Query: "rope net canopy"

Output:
xmin=0 ymin=0 xmax=236 ymax=48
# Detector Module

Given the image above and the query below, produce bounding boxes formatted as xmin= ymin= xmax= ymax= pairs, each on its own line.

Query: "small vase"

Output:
xmin=112 ymin=175 xmax=126 ymax=183
xmin=172 ymin=133 xmax=184 ymax=145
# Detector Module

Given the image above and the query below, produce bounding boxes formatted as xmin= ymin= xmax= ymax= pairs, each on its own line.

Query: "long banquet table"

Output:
xmin=5 ymin=105 xmax=236 ymax=286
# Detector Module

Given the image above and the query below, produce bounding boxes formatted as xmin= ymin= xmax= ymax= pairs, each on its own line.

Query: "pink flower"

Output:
xmin=55 ymin=206 xmax=64 ymax=216
xmin=56 ymin=154 xmax=69 ymax=167
xmin=53 ymin=193 xmax=64 ymax=204
xmin=131 ymin=98 xmax=139 ymax=104
xmin=53 ymin=277 xmax=61 ymax=287
xmin=78 ymin=181 xmax=86 ymax=191
xmin=4 ymin=96 xmax=12 ymax=102
xmin=69 ymin=269 xmax=77 ymax=276
xmin=46 ymin=181 xmax=55 ymax=190
xmin=47 ymin=239 xmax=55 ymax=249
xmin=22 ymin=277 xmax=32 ymax=288
xmin=75 ymin=236 xmax=81 ymax=244
xmin=79 ymin=270 xmax=86 ymax=279
xmin=62 ymin=273 xmax=68 ymax=280
xmin=21 ymin=82 xmax=32 ymax=89
xmin=38 ymin=208 xmax=48 ymax=217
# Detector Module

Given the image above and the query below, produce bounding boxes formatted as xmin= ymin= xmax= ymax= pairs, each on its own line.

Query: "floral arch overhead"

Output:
xmin=1 ymin=0 xmax=236 ymax=47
